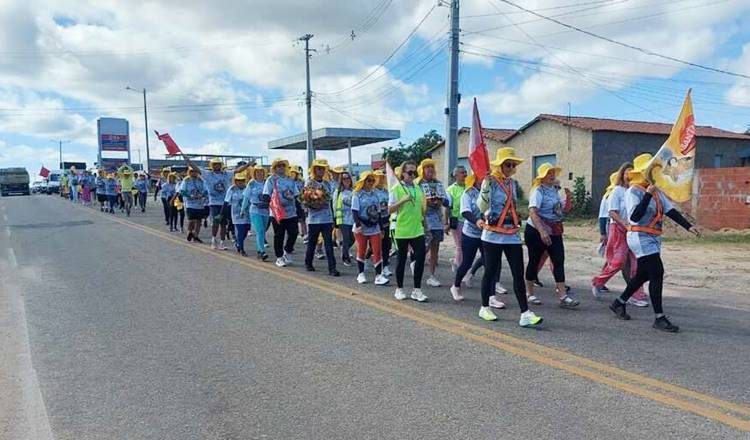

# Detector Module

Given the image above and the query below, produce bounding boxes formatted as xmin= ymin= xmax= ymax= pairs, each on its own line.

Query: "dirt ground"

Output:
xmin=439 ymin=223 xmax=750 ymax=311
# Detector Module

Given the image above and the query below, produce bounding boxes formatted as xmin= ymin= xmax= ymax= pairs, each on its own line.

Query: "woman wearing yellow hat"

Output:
xmin=476 ymin=148 xmax=543 ymax=327
xmin=262 ymin=158 xmax=301 ymax=267
xmin=609 ymin=153 xmax=701 ymax=332
xmin=388 ymin=160 xmax=428 ymax=302
xmin=225 ymin=172 xmax=250 ymax=256
xmin=180 ymin=166 xmax=209 ymax=243
xmin=416 ymin=158 xmax=451 ymax=288
xmin=117 ymin=165 xmax=135 ymax=216
xmin=352 ymin=171 xmax=389 ymax=285
xmin=161 ymin=173 xmax=178 ymax=232
xmin=104 ymin=172 xmax=118 ymax=214
xmin=592 ymin=163 xmax=647 ymax=306
xmin=95 ymin=170 xmax=107 ymax=211
xmin=525 ymin=161 xmax=579 ymax=309
xmin=302 ymin=159 xmax=340 ymax=276
xmin=242 ymin=165 xmax=270 ymax=261
xmin=157 ymin=168 xmax=171 ymax=224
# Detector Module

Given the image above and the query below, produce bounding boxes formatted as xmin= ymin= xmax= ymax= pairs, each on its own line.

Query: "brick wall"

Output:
xmin=686 ymin=167 xmax=750 ymax=230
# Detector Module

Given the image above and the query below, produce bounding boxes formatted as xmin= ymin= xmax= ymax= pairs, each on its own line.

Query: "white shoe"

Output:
xmin=219 ymin=240 xmax=228 ymax=250
xmin=275 ymin=257 xmax=287 ymax=267
xmin=382 ymin=265 xmax=392 ymax=277
xmin=356 ymin=273 xmax=367 ymax=284
xmin=519 ymin=310 xmax=543 ymax=328
xmin=450 ymin=285 xmax=464 ymax=301
xmin=627 ymin=298 xmax=649 ymax=307
xmin=478 ymin=306 xmax=498 ymax=321
xmin=462 ymin=273 xmax=473 ymax=288
xmin=409 ymin=261 xmax=415 ymax=276
xmin=283 ymin=252 xmax=293 ymax=264
xmin=426 ymin=275 xmax=441 ymax=287
xmin=528 ymin=295 xmax=542 ymax=305
xmin=211 ymin=237 xmax=218 ymax=249
xmin=394 ymin=288 xmax=407 ymax=300
xmin=495 ymin=283 xmax=508 ymax=294
xmin=489 ymin=295 xmax=506 ymax=309
xmin=374 ymin=274 xmax=390 ymax=285
xmin=591 ymin=285 xmax=606 ymax=299
xmin=410 ymin=289 xmax=428 ymax=302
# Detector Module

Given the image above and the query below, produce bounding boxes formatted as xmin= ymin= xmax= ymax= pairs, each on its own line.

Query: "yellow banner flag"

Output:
xmin=647 ymin=89 xmax=696 ymax=202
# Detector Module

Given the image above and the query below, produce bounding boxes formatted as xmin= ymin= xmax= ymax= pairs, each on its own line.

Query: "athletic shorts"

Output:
xmin=187 ymin=208 xmax=204 ymax=220
xmin=426 ymin=228 xmax=444 ymax=246
xmin=97 ymin=194 xmax=107 ymax=203
xmin=202 ymin=206 xmax=210 ymax=219
xmin=209 ymin=205 xmax=227 ymax=225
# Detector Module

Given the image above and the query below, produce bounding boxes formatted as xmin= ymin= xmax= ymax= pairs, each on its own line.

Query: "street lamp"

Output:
xmin=126 ymin=86 xmax=150 ymax=175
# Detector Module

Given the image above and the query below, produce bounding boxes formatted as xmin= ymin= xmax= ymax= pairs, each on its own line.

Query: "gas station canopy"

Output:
xmin=268 ymin=127 xmax=400 ymax=151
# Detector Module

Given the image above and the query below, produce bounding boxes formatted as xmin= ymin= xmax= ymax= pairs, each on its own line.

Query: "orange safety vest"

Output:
xmin=483 ymin=177 xmax=520 ymax=235
xmin=627 ymin=190 xmax=663 ymax=236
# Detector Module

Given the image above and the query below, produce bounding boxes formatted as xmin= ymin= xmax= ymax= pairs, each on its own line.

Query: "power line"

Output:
xmin=462 ymin=0 xmax=621 ymax=19
xmin=492 ymin=0 xmax=750 ymax=79
xmin=321 ymin=0 xmax=394 ymax=54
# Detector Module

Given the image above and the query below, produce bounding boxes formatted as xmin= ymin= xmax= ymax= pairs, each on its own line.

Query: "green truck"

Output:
xmin=0 ymin=167 xmax=31 ymax=196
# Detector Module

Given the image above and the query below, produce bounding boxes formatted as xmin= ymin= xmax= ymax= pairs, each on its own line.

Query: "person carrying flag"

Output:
xmin=262 ymin=158 xmax=300 ymax=267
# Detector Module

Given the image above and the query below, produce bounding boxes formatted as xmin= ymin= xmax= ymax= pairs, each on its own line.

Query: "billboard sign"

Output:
xmin=98 ymin=118 xmax=129 ymax=152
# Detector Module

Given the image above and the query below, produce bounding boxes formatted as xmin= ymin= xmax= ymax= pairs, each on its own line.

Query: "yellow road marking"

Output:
xmin=89 ymin=206 xmax=750 ymax=432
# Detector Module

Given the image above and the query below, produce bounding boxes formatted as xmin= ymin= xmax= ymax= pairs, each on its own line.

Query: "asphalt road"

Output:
xmin=1 ymin=194 xmax=748 ymax=440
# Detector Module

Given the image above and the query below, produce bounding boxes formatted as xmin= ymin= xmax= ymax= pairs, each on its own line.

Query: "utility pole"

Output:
xmin=51 ymin=139 xmax=70 ymax=169
xmin=126 ymin=86 xmax=151 ymax=175
xmin=444 ymin=0 xmax=460 ymax=180
xmin=300 ymin=34 xmax=315 ymax=169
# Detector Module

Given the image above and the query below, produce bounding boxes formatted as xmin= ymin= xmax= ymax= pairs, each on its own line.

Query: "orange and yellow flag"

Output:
xmin=647 ymin=89 xmax=696 ymax=202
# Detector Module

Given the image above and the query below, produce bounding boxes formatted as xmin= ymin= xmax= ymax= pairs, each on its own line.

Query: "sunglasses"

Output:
xmin=404 ymin=170 xmax=418 ymax=176
xmin=503 ymin=162 xmax=518 ymax=169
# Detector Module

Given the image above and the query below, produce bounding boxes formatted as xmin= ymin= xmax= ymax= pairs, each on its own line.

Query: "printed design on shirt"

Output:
xmin=364 ymin=203 xmax=380 ymax=221
xmin=212 ymin=181 xmax=226 ymax=194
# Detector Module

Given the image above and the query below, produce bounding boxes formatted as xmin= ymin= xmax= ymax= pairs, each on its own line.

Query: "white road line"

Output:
xmin=4 ymin=226 xmax=10 ymax=238
xmin=7 ymin=247 xmax=17 ymax=268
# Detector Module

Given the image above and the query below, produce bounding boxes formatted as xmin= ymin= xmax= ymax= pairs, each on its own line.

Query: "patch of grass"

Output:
xmin=664 ymin=233 xmax=750 ymax=245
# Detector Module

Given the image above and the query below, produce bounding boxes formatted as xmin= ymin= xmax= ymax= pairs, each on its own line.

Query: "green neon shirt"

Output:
xmin=446 ymin=182 xmax=465 ymax=218
xmin=389 ymin=183 xmax=425 ymax=239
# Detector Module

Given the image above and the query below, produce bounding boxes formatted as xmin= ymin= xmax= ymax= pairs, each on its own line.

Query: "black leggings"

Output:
xmin=481 ymin=242 xmax=528 ymax=311
xmin=454 ymin=234 xmax=484 ymax=287
xmin=524 ymin=225 xmax=565 ymax=283
xmin=619 ymin=253 xmax=664 ymax=314
xmin=161 ymin=198 xmax=170 ymax=223
xmin=396 ymin=236 xmax=426 ymax=289
xmin=271 ymin=217 xmax=299 ymax=258
xmin=339 ymin=224 xmax=353 ymax=262
xmin=381 ymin=225 xmax=392 ymax=266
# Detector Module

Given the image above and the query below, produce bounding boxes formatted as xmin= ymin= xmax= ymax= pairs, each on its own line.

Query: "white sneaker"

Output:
xmin=410 ymin=289 xmax=428 ymax=302
xmin=478 ymin=306 xmax=498 ymax=321
xmin=409 ymin=260 xmax=415 ymax=275
xmin=449 ymin=285 xmax=464 ymax=301
xmin=356 ymin=273 xmax=367 ymax=284
xmin=219 ymin=240 xmax=228 ymax=250
xmin=426 ymin=275 xmax=441 ymax=287
xmin=462 ymin=273 xmax=473 ymax=288
xmin=382 ymin=265 xmax=392 ymax=277
xmin=283 ymin=252 xmax=293 ymax=264
xmin=528 ymin=295 xmax=542 ymax=305
xmin=374 ymin=274 xmax=390 ymax=285
xmin=519 ymin=310 xmax=543 ymax=328
xmin=394 ymin=288 xmax=407 ymax=300
xmin=211 ymin=237 xmax=218 ymax=249
xmin=495 ymin=283 xmax=508 ymax=294
xmin=275 ymin=257 xmax=287 ymax=267
xmin=489 ymin=295 xmax=506 ymax=309
xmin=591 ymin=285 xmax=606 ymax=299
xmin=627 ymin=298 xmax=649 ymax=307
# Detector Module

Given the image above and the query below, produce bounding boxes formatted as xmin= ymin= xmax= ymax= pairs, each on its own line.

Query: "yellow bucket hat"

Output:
xmin=308 ymin=158 xmax=330 ymax=177
xmin=167 ymin=172 xmax=178 ymax=181
xmin=604 ymin=171 xmax=619 ymax=198
xmin=417 ymin=158 xmax=436 ymax=179
xmin=354 ymin=170 xmax=376 ymax=191
xmin=233 ymin=171 xmax=248 ymax=182
xmin=490 ymin=147 xmax=523 ymax=167
xmin=270 ymin=157 xmax=290 ymax=171
xmin=252 ymin=165 xmax=267 ymax=180
xmin=331 ymin=165 xmax=346 ymax=175
xmin=532 ymin=162 xmax=562 ymax=188
xmin=209 ymin=157 xmax=223 ymax=166
xmin=465 ymin=173 xmax=478 ymax=188
xmin=628 ymin=153 xmax=653 ymax=178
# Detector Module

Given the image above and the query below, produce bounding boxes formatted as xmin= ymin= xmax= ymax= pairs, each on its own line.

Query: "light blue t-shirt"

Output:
xmin=526 ymin=184 xmax=563 ymax=230
xmin=95 ymin=177 xmax=106 ymax=193
xmin=352 ymin=189 xmax=381 ymax=236
xmin=336 ymin=189 xmax=354 ymax=226
xmin=202 ymin=170 xmax=234 ymax=206
xmin=242 ymin=181 xmax=269 ymax=216
xmin=104 ymin=178 xmax=118 ymax=196
xmin=134 ymin=179 xmax=149 ymax=193
xmin=625 ymin=187 xmax=674 ymax=258
xmin=224 ymin=185 xmax=249 ymax=225
xmin=304 ymin=179 xmax=334 ymax=225
xmin=181 ymin=178 xmax=208 ymax=210
xmin=262 ymin=174 xmax=299 ymax=219
xmin=419 ymin=179 xmax=449 ymax=231
xmin=480 ymin=178 xmax=522 ymax=245
xmin=460 ymin=188 xmax=482 ymax=239
xmin=160 ymin=182 xmax=176 ymax=200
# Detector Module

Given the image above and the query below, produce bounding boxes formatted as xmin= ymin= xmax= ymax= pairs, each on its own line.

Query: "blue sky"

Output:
xmin=1 ymin=0 xmax=749 ymax=179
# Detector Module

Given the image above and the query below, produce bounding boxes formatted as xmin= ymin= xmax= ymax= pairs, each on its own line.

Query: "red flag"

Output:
xmin=468 ymin=98 xmax=490 ymax=180
xmin=269 ymin=179 xmax=286 ymax=221
xmin=154 ymin=130 xmax=182 ymax=156
xmin=39 ymin=166 xmax=50 ymax=178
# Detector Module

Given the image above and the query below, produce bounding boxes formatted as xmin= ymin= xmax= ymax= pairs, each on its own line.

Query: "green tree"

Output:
xmin=382 ymin=129 xmax=443 ymax=166
xmin=571 ymin=176 xmax=592 ymax=217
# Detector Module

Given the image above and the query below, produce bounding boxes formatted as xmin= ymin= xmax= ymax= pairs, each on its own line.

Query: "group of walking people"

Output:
xmin=93 ymin=148 xmax=700 ymax=333
xmin=64 ymin=165 xmax=150 ymax=215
